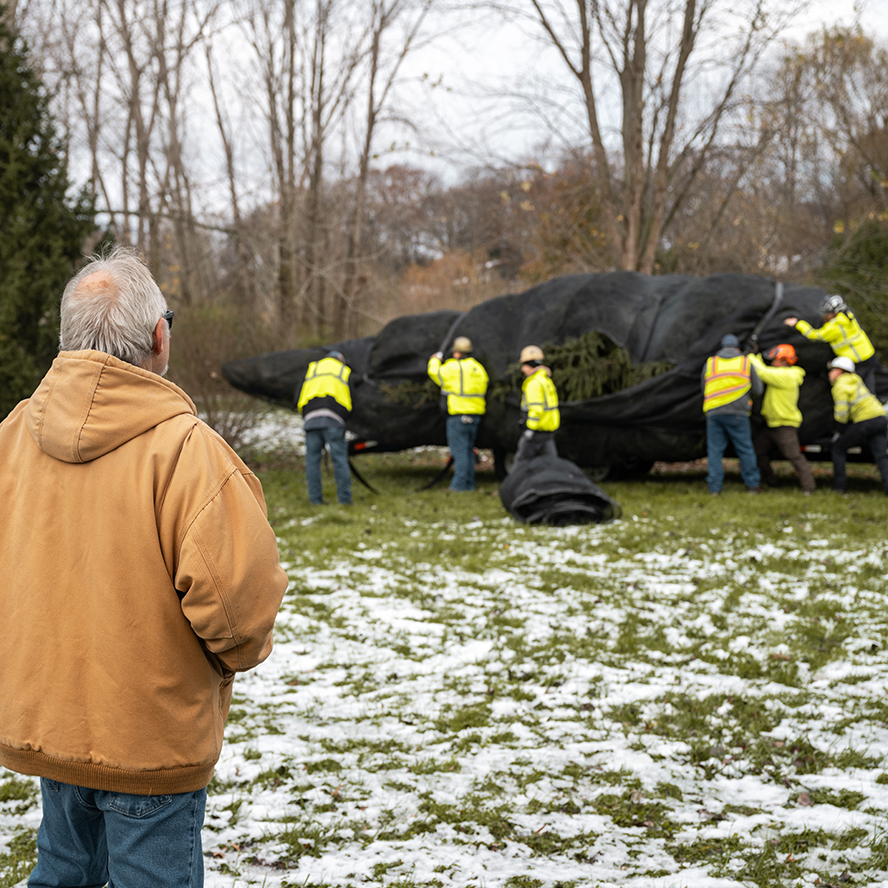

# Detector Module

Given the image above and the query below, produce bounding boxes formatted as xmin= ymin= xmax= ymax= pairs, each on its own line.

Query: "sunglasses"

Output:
xmin=162 ymin=309 xmax=174 ymax=331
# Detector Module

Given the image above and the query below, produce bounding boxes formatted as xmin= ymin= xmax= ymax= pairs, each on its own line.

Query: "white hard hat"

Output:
xmin=829 ymin=356 xmax=855 ymax=373
xmin=519 ymin=345 xmax=544 ymax=364
xmin=453 ymin=336 xmax=473 ymax=353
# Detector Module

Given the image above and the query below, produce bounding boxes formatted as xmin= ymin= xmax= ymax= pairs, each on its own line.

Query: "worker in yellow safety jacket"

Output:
xmin=784 ymin=294 xmax=879 ymax=393
xmin=515 ymin=345 xmax=560 ymax=463
xmin=827 ymin=356 xmax=888 ymax=495
xmin=428 ymin=336 xmax=488 ymax=491
xmin=701 ymin=333 xmax=763 ymax=494
xmin=296 ymin=351 xmax=352 ymax=504
xmin=748 ymin=344 xmax=815 ymax=494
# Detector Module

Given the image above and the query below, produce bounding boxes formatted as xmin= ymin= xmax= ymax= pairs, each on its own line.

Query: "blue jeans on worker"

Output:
xmin=446 ymin=414 xmax=480 ymax=491
xmin=29 ymin=779 xmax=206 ymax=888
xmin=305 ymin=424 xmax=351 ymax=504
xmin=706 ymin=413 xmax=760 ymax=492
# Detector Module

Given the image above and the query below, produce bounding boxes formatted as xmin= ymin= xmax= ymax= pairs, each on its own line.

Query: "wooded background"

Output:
xmin=1 ymin=0 xmax=886 ymax=418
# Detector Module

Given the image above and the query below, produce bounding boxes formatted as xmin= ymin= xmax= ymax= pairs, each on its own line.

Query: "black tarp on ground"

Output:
xmin=222 ymin=271 xmax=886 ymax=473
xmin=499 ymin=455 xmax=621 ymax=525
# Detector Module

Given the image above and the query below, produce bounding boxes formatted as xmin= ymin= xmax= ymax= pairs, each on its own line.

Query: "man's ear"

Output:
xmin=152 ymin=317 xmax=166 ymax=355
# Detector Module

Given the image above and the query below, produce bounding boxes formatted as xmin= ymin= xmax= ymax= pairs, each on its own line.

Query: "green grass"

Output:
xmin=5 ymin=447 xmax=888 ymax=888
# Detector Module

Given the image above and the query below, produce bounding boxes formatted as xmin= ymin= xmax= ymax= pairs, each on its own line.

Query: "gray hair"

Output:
xmin=59 ymin=246 xmax=168 ymax=367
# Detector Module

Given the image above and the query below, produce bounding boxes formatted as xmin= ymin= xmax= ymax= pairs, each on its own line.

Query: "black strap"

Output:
xmin=418 ymin=456 xmax=454 ymax=491
xmin=348 ymin=458 xmax=379 ymax=494
xmin=744 ymin=281 xmax=784 ymax=352
xmin=438 ymin=312 xmax=468 ymax=354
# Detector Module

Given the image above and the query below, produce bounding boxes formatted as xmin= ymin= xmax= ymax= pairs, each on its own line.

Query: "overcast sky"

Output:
xmin=385 ymin=0 xmax=888 ymax=181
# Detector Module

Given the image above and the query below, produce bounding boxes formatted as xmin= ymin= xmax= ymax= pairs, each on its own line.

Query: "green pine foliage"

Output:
xmin=818 ymin=218 xmax=888 ymax=366
xmin=0 ymin=16 xmax=95 ymax=417
xmin=544 ymin=330 xmax=674 ymax=401
xmin=489 ymin=331 xmax=675 ymax=404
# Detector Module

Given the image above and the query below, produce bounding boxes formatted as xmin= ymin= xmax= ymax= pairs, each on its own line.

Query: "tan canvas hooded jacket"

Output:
xmin=0 ymin=350 xmax=288 ymax=795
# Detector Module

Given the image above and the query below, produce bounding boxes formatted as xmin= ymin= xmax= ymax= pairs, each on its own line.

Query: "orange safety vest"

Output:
xmin=703 ymin=355 xmax=751 ymax=413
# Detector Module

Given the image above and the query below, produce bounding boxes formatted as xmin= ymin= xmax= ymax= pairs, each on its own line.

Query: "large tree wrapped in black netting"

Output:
xmin=223 ymin=272 xmax=877 ymax=476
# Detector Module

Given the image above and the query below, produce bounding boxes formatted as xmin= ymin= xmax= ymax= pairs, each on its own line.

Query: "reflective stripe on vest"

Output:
xmin=521 ymin=369 xmax=560 ymax=431
xmin=297 ymin=358 xmax=352 ymax=412
xmin=832 ymin=313 xmax=874 ymax=363
xmin=703 ymin=355 xmax=751 ymax=412
xmin=798 ymin=311 xmax=875 ymax=362
xmin=835 ymin=374 xmax=881 ymax=424
xmin=434 ymin=358 xmax=487 ymax=415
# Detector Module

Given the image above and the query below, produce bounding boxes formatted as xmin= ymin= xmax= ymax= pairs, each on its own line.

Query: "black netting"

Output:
xmin=222 ymin=272 xmax=885 ymax=469
xmin=500 ymin=455 xmax=621 ymax=525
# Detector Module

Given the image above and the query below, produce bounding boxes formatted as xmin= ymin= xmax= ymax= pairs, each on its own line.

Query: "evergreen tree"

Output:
xmin=0 ymin=14 xmax=95 ymax=417
xmin=818 ymin=220 xmax=888 ymax=366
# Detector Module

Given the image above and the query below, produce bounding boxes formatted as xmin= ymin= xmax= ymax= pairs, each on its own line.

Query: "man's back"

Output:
xmin=0 ymin=349 xmax=287 ymax=794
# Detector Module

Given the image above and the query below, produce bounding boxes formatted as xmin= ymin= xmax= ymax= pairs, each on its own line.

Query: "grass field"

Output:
xmin=3 ymin=418 xmax=888 ymax=888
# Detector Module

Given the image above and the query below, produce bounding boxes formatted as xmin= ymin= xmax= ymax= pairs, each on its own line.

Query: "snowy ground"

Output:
xmin=3 ymin=442 xmax=888 ymax=887
xmin=187 ymin=511 xmax=888 ymax=888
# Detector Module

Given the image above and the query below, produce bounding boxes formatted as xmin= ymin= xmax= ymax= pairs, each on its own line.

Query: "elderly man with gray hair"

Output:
xmin=0 ymin=247 xmax=287 ymax=887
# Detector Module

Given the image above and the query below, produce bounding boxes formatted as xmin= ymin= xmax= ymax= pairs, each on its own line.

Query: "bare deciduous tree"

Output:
xmin=495 ymin=0 xmax=811 ymax=272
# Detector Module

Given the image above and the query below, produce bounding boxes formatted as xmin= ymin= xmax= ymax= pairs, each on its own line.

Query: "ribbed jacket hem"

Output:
xmin=0 ymin=746 xmax=215 ymax=795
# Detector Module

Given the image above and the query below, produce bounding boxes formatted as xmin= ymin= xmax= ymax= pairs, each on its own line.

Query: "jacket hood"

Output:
xmin=25 ymin=350 xmax=197 ymax=463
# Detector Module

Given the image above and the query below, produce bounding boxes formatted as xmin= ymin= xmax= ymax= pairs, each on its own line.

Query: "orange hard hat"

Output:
xmin=765 ymin=343 xmax=798 ymax=365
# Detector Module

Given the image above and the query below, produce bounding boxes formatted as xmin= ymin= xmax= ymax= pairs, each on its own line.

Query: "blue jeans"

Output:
xmin=30 ymin=779 xmax=206 ymax=888
xmin=446 ymin=414 xmax=480 ymax=491
xmin=305 ymin=425 xmax=352 ymax=504
xmin=706 ymin=413 xmax=761 ymax=492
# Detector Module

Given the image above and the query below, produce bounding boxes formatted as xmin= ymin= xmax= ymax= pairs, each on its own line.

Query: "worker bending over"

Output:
xmin=827 ymin=356 xmax=888 ymax=496
xmin=297 ymin=350 xmax=353 ymax=505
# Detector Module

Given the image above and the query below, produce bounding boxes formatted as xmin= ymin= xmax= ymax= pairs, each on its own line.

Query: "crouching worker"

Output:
xmin=827 ymin=356 xmax=888 ymax=496
xmin=0 ymin=247 xmax=287 ymax=888
xmin=749 ymin=343 xmax=816 ymax=494
xmin=428 ymin=336 xmax=489 ymax=491
xmin=297 ymin=350 xmax=353 ymax=504
xmin=516 ymin=345 xmax=560 ymax=463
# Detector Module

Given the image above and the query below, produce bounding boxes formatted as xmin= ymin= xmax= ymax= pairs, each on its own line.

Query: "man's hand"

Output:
xmin=783 ymin=317 xmax=798 ymax=326
xmin=522 ymin=429 xmax=534 ymax=440
xmin=432 ymin=351 xmax=443 ymax=360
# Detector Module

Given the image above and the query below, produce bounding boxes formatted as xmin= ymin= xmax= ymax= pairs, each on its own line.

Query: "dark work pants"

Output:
xmin=832 ymin=415 xmax=888 ymax=494
xmin=752 ymin=424 xmax=816 ymax=493
xmin=515 ymin=430 xmax=557 ymax=464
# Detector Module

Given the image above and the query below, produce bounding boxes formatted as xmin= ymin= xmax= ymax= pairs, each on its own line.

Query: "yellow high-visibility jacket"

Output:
xmin=748 ymin=354 xmax=805 ymax=428
xmin=795 ymin=311 xmax=874 ymax=363
xmin=297 ymin=357 xmax=352 ymax=417
xmin=831 ymin=372 xmax=884 ymax=425
xmin=427 ymin=355 xmax=488 ymax=415
xmin=703 ymin=355 xmax=752 ymax=413
xmin=521 ymin=367 xmax=560 ymax=432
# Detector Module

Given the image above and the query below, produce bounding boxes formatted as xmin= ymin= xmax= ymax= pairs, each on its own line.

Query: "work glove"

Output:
xmin=522 ymin=429 xmax=534 ymax=440
xmin=433 ymin=351 xmax=443 ymax=360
